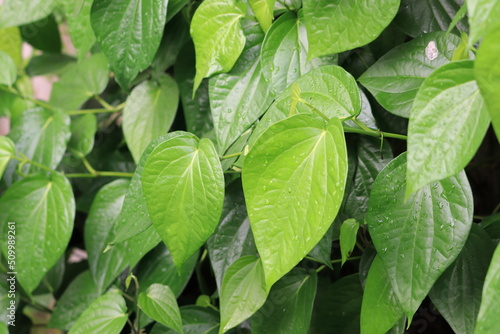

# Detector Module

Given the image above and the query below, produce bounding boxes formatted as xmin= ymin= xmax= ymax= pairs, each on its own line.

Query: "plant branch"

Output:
xmin=220 ymin=152 xmax=241 ymax=160
xmin=66 ymin=108 xmax=117 ymax=115
xmin=0 ymin=86 xmax=54 ymax=110
xmin=343 ymin=126 xmax=407 ymax=140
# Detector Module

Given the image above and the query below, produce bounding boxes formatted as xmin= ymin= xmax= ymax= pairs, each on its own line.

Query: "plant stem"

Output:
xmin=314 ymin=255 xmax=363 ymax=273
xmin=66 ymin=108 xmax=117 ymax=115
xmin=220 ymin=152 xmax=241 ymax=160
xmin=0 ymin=86 xmax=54 ymax=110
xmin=343 ymin=126 xmax=407 ymax=140
xmin=94 ymin=95 xmax=115 ymax=111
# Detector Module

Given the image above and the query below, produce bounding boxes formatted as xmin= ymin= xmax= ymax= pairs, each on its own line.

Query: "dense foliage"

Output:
xmin=0 ymin=0 xmax=499 ymax=333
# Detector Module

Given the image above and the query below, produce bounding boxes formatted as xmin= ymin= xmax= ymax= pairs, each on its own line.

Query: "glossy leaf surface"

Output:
xmin=138 ymin=284 xmax=184 ymax=334
xmin=475 ymin=243 xmax=500 ymax=334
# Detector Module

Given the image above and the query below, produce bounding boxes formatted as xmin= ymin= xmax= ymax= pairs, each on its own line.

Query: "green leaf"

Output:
xmin=139 ymin=284 xmax=184 ymax=334
xmin=248 ymin=0 xmax=275 ymax=32
xmin=475 ymin=22 xmax=500 ymax=143
xmin=359 ymin=32 xmax=461 ymax=118
xmin=68 ymin=289 xmax=128 ymax=334
xmin=366 ymin=153 xmax=473 ymax=320
xmin=0 ymin=173 xmax=75 ymax=293
xmin=207 ymin=180 xmax=257 ymax=291
xmin=243 ymin=114 xmax=348 ymax=288
xmin=90 ymin=0 xmax=167 ymax=89
xmin=49 ymin=271 xmax=101 ymax=330
xmin=481 ymin=213 xmax=500 ymax=244
xmin=467 ymin=0 xmax=500 ymax=44
xmin=219 ymin=256 xmax=267 ymax=333
xmin=151 ymin=306 xmax=220 ymax=334
xmin=475 ymin=243 xmax=500 ymax=334
xmin=361 ymin=256 xmax=404 ymax=334
xmin=452 ymin=32 xmax=470 ymax=61
xmin=407 ymin=61 xmax=490 ymax=196
xmin=69 ymin=114 xmax=97 ymax=157
xmin=166 ymin=0 xmax=189 ymax=22
xmin=191 ymin=0 xmax=246 ymax=93
xmin=26 ymin=54 xmax=75 ymax=76
xmin=429 ymin=224 xmax=496 ymax=334
xmin=302 ymin=0 xmax=400 ymax=58
xmin=20 ymin=14 xmax=61 ymax=53
xmin=0 ymin=0 xmax=56 ymax=28
xmin=61 ymin=0 xmax=95 ymax=60
xmin=307 ymin=222 xmax=335 ymax=268
xmin=209 ymin=19 xmax=273 ymax=153
xmin=252 ymin=268 xmax=317 ymax=334
xmin=260 ymin=11 xmax=336 ymax=98
xmin=0 ymin=27 xmax=22 ymax=68
xmin=123 ymin=74 xmax=179 ymax=162
xmin=0 ymin=136 xmax=14 ymax=179
xmin=142 ymin=132 xmax=225 ymax=267
xmin=0 ymin=51 xmax=16 ymax=86
xmin=50 ymin=53 xmax=109 ymax=111
xmin=340 ymin=219 xmax=359 ymax=266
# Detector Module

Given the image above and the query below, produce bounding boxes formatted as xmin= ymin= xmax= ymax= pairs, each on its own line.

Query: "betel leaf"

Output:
xmin=150 ymin=306 xmax=220 ymax=334
xmin=340 ymin=219 xmax=359 ymax=266
xmin=123 ymin=74 xmax=179 ymax=163
xmin=0 ymin=27 xmax=22 ymax=68
xmin=26 ymin=54 xmax=75 ymax=76
xmin=0 ymin=136 xmax=14 ymax=179
xmin=475 ymin=243 xmax=500 ymax=334
xmin=302 ymin=0 xmax=400 ymax=58
xmin=166 ymin=0 xmax=189 ymax=22
xmin=90 ymin=0 xmax=167 ymax=89
xmin=207 ymin=179 xmax=257 ymax=291
xmin=219 ymin=256 xmax=267 ymax=333
xmin=260 ymin=11 xmax=336 ymax=97
xmin=0 ymin=172 xmax=75 ymax=294
xmin=361 ymin=256 xmax=404 ymax=334
xmin=49 ymin=271 xmax=102 ymax=330
xmin=20 ymin=14 xmax=61 ymax=54
xmin=142 ymin=132 xmax=225 ymax=267
xmin=407 ymin=61 xmax=490 ymax=196
xmin=0 ymin=0 xmax=56 ymax=28
xmin=252 ymin=268 xmax=317 ymax=334
xmin=366 ymin=153 xmax=473 ymax=320
xmin=248 ymin=0 xmax=275 ymax=32
xmin=209 ymin=19 xmax=272 ymax=153
xmin=68 ymin=289 xmax=128 ymax=334
xmin=138 ymin=284 xmax=184 ymax=334
xmin=359 ymin=32 xmax=461 ymax=118
xmin=50 ymin=53 xmax=109 ymax=111
xmin=0 ymin=51 xmax=16 ymax=86
xmin=467 ymin=0 xmax=500 ymax=44
xmin=61 ymin=0 xmax=95 ymax=60
xmin=69 ymin=114 xmax=97 ymax=157
xmin=429 ymin=224 xmax=495 ymax=334
xmin=190 ymin=0 xmax=246 ymax=93
xmin=243 ymin=114 xmax=348 ymax=288
xmin=475 ymin=22 xmax=500 ymax=143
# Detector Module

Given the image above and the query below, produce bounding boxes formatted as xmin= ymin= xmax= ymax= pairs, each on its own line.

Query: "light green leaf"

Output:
xmin=50 ymin=53 xmax=109 ymax=111
xmin=340 ymin=219 xmax=359 ymax=266
xmin=151 ymin=306 xmax=220 ymax=334
xmin=69 ymin=114 xmax=97 ymax=157
xmin=0 ymin=27 xmax=22 ymax=68
xmin=61 ymin=0 xmax=95 ymax=60
xmin=139 ymin=284 xmax=184 ymax=334
xmin=243 ymin=114 xmax=348 ymax=288
xmin=366 ymin=153 xmax=473 ymax=320
xmin=219 ymin=256 xmax=267 ymax=333
xmin=252 ymin=268 xmax=317 ymax=334
xmin=90 ymin=0 xmax=167 ymax=89
xmin=475 ymin=22 xmax=500 ymax=143
xmin=359 ymin=32 xmax=461 ymax=118
xmin=248 ymin=0 xmax=274 ymax=32
xmin=302 ymin=0 xmax=400 ymax=58
xmin=0 ymin=51 xmax=16 ymax=86
xmin=430 ymin=224 xmax=495 ymax=334
xmin=475 ymin=243 xmax=500 ymax=334
xmin=0 ymin=0 xmax=56 ymax=28
xmin=142 ymin=132 xmax=225 ymax=267
xmin=407 ymin=61 xmax=490 ymax=196
xmin=0 ymin=173 xmax=75 ymax=293
xmin=123 ymin=74 xmax=179 ymax=163
xmin=191 ymin=0 xmax=246 ymax=93
xmin=467 ymin=0 xmax=500 ymax=44
xmin=361 ymin=256 xmax=404 ymax=334
xmin=68 ymin=289 xmax=127 ymax=334
xmin=209 ymin=20 xmax=272 ymax=153
xmin=452 ymin=32 xmax=470 ymax=61
xmin=0 ymin=136 xmax=14 ymax=179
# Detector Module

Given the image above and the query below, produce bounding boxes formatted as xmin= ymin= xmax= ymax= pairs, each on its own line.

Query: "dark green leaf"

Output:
xmin=167 ymin=0 xmax=190 ymax=22
xmin=61 ymin=0 xmax=95 ymax=60
xmin=69 ymin=114 xmax=97 ymax=157
xmin=26 ymin=54 xmax=75 ymax=76
xmin=307 ymin=222 xmax=334 ymax=268
xmin=20 ymin=14 xmax=61 ymax=53
xmin=340 ymin=219 xmax=359 ymax=266
xmin=481 ymin=213 xmax=500 ymax=244
xmin=138 ymin=284 xmax=184 ymax=334
xmin=475 ymin=243 xmax=500 ymax=334
xmin=467 ymin=0 xmax=500 ymax=44
xmin=151 ymin=306 xmax=220 ymax=334
xmin=0 ymin=0 xmax=56 ymax=28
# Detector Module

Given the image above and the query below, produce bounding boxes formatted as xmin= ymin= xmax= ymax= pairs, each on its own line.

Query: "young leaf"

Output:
xmin=248 ymin=0 xmax=275 ymax=32
xmin=90 ymin=0 xmax=167 ymax=89
xmin=252 ymin=268 xmax=317 ymax=334
xmin=243 ymin=114 xmax=348 ymax=288
xmin=366 ymin=153 xmax=473 ymax=320
xmin=0 ymin=51 xmax=16 ymax=86
xmin=123 ymin=74 xmax=179 ymax=163
xmin=407 ymin=61 xmax=490 ymax=196
xmin=302 ymin=0 xmax=400 ymax=58
xmin=467 ymin=0 xmax=500 ymax=44
xmin=150 ymin=306 xmax=220 ymax=334
xmin=0 ymin=173 xmax=75 ymax=293
xmin=138 ymin=284 xmax=184 ymax=334
xmin=429 ymin=224 xmax=496 ymax=334
xmin=69 ymin=114 xmax=97 ymax=157
xmin=68 ymin=290 xmax=128 ymax=334
xmin=0 ymin=136 xmax=14 ymax=179
xmin=0 ymin=27 xmax=22 ymax=68
xmin=340 ymin=219 xmax=359 ymax=266
xmin=475 ymin=243 xmax=500 ymax=334
xmin=359 ymin=32 xmax=461 ymax=118
xmin=219 ymin=256 xmax=267 ymax=333
xmin=190 ymin=0 xmax=246 ymax=93
xmin=0 ymin=0 xmax=56 ymax=28
xmin=142 ymin=132 xmax=225 ymax=267
xmin=60 ymin=0 xmax=95 ymax=60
